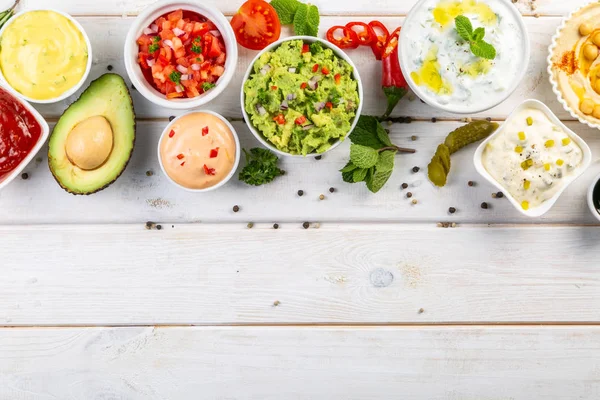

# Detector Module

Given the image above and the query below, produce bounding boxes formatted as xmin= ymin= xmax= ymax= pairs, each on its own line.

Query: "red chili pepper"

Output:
xmin=326 ymin=26 xmax=359 ymax=49
xmin=203 ymin=164 xmax=216 ymax=176
xmin=202 ymin=126 xmax=209 ymax=136
xmin=334 ymin=73 xmax=341 ymax=85
xmin=176 ymin=153 xmax=185 ymax=160
xmin=325 ymin=101 xmax=333 ymax=110
xmin=321 ymin=66 xmax=330 ymax=75
xmin=368 ymin=21 xmax=389 ymax=60
xmin=271 ymin=85 xmax=278 ymax=90
xmin=169 ymin=129 xmax=175 ymax=138
xmin=210 ymin=147 xmax=219 ymax=158
xmin=302 ymin=44 xmax=310 ymax=53
xmin=312 ymin=63 xmax=319 ymax=73
xmin=346 ymin=22 xmax=376 ymax=46
xmin=295 ymin=115 xmax=307 ymax=125
xmin=300 ymin=82 xmax=307 ymax=89
xmin=273 ymin=114 xmax=285 ymax=125
xmin=381 ymin=27 xmax=407 ymax=119
xmin=180 ymin=161 xmax=185 ymax=166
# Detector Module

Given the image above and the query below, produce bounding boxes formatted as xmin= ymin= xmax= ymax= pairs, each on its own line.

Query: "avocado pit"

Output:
xmin=65 ymin=115 xmax=113 ymax=170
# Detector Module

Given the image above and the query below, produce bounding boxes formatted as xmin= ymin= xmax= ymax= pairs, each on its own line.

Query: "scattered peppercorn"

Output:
xmin=247 ymin=222 xmax=254 ymax=229
xmin=385 ymin=128 xmax=390 ymax=134
xmin=146 ymin=170 xmax=153 ymax=177
xmin=481 ymin=202 xmax=489 ymax=209
xmin=401 ymin=183 xmax=408 ymax=189
xmin=233 ymin=205 xmax=240 ymax=212
xmin=169 ymin=116 xmax=175 ymax=121
xmin=107 ymin=65 xmax=113 ymax=71
xmin=297 ymin=190 xmax=304 ymax=196
xmin=449 ymin=207 xmax=456 ymax=214
xmin=156 ymin=224 xmax=162 ymax=230
xmin=405 ymin=117 xmax=412 ymax=124
xmin=492 ymin=192 xmax=497 ymax=199
xmin=319 ymin=194 xmax=325 ymax=200
xmin=21 ymin=172 xmax=28 ymax=180
xmin=273 ymin=300 xmax=280 ymax=306
xmin=303 ymin=222 xmax=310 ymax=229
xmin=273 ymin=223 xmax=279 ymax=229
xmin=411 ymin=135 xmax=418 ymax=141
xmin=431 ymin=117 xmax=437 ymax=123
xmin=411 ymin=199 xmax=418 ymax=205
xmin=315 ymin=155 xmax=322 ymax=160
xmin=412 ymin=166 xmax=420 ymax=173
xmin=407 ymin=192 xmax=413 ymax=198
xmin=486 ymin=117 xmax=492 ymax=122
xmin=131 ymin=84 xmax=136 ymax=91
xmin=329 ymin=187 xmax=335 ymax=193
xmin=496 ymin=192 xmax=504 ymax=198
xmin=145 ymin=221 xmax=154 ymax=230
xmin=468 ymin=181 xmax=475 ymax=187
xmin=418 ymin=308 xmax=425 ymax=314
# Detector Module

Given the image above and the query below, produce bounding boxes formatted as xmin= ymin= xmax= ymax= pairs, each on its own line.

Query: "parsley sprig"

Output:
xmin=239 ymin=148 xmax=285 ymax=186
xmin=455 ymin=15 xmax=496 ymax=60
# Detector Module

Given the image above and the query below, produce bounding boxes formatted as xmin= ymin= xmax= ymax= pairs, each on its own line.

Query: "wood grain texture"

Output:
xmin=6 ymin=0 xmax=589 ymax=16
xmin=2 ymin=223 xmax=600 ymax=325
xmin=1 ymin=326 xmax=600 ymax=399
xmin=29 ymin=16 xmax=577 ymax=121
xmin=2 ymin=120 xmax=599 ymax=225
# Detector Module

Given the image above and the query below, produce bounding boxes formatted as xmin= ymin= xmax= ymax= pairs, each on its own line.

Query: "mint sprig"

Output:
xmin=454 ymin=15 xmax=496 ymax=60
xmin=271 ymin=0 xmax=320 ymax=37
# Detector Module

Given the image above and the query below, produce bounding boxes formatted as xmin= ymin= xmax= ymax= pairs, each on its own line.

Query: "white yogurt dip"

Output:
xmin=401 ymin=0 xmax=528 ymax=113
xmin=482 ymin=107 xmax=584 ymax=211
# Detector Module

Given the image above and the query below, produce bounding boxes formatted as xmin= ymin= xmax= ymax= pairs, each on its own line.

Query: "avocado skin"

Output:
xmin=48 ymin=73 xmax=136 ymax=195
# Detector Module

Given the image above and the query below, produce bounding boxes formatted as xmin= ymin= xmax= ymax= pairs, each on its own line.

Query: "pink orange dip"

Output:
xmin=160 ymin=112 xmax=236 ymax=190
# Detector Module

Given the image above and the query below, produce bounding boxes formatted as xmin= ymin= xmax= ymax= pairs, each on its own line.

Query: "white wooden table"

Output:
xmin=2 ymin=0 xmax=600 ymax=398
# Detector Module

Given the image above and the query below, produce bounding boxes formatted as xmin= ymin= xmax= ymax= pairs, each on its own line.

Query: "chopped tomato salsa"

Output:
xmin=0 ymin=87 xmax=42 ymax=182
xmin=137 ymin=9 xmax=227 ymax=99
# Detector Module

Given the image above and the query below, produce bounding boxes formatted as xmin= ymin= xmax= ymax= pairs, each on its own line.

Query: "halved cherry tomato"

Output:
xmin=302 ymin=44 xmax=310 ymax=53
xmin=346 ymin=22 xmax=376 ymax=46
xmin=326 ymin=26 xmax=359 ymax=49
xmin=368 ymin=21 xmax=389 ymax=60
xmin=230 ymin=0 xmax=281 ymax=50
xmin=295 ymin=116 xmax=307 ymax=125
xmin=273 ymin=114 xmax=285 ymax=125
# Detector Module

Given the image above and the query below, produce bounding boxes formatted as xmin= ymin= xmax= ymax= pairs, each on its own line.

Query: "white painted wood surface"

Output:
xmin=1 ymin=0 xmax=599 ymax=397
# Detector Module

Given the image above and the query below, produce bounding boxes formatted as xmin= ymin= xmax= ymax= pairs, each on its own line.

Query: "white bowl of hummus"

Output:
xmin=474 ymin=99 xmax=592 ymax=217
xmin=0 ymin=9 xmax=92 ymax=104
xmin=157 ymin=110 xmax=240 ymax=192
xmin=400 ymin=0 xmax=529 ymax=114
xmin=548 ymin=1 xmax=600 ymax=129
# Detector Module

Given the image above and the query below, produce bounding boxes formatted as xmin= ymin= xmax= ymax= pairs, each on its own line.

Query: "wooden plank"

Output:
xmin=2 ymin=223 xmax=600 ymax=325
xmin=10 ymin=0 xmax=588 ymax=16
xmin=32 ymin=16 xmax=574 ymax=120
xmin=3 ymin=120 xmax=599 ymax=225
xmin=1 ymin=326 xmax=599 ymax=399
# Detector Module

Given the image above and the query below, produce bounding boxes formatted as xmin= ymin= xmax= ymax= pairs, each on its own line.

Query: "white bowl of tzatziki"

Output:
xmin=474 ymin=99 xmax=591 ymax=217
xmin=400 ymin=0 xmax=530 ymax=114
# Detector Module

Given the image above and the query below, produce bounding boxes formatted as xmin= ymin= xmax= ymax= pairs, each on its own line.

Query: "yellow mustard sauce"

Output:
xmin=432 ymin=0 xmax=497 ymax=28
xmin=0 ymin=10 xmax=88 ymax=100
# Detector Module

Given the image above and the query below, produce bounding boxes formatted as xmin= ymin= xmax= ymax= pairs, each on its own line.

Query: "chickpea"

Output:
xmin=593 ymin=105 xmax=600 ymax=119
xmin=580 ymin=23 xmax=594 ymax=36
xmin=595 ymin=80 xmax=600 ymax=94
xmin=596 ymin=69 xmax=600 ymax=78
xmin=584 ymin=44 xmax=599 ymax=60
xmin=580 ymin=99 xmax=595 ymax=115
xmin=592 ymin=32 xmax=600 ymax=47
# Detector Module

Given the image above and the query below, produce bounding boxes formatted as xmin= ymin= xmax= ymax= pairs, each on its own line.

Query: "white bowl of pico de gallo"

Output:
xmin=124 ymin=0 xmax=238 ymax=110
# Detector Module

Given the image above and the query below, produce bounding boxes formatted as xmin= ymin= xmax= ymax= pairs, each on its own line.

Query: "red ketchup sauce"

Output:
xmin=0 ymin=87 xmax=42 ymax=181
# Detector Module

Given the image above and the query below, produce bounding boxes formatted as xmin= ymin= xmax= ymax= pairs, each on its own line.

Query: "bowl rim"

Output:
xmin=547 ymin=0 xmax=600 ymax=130
xmin=156 ymin=110 xmax=241 ymax=192
xmin=0 ymin=8 xmax=93 ymax=104
xmin=240 ymin=35 xmax=364 ymax=158
xmin=473 ymin=98 xmax=592 ymax=217
xmin=587 ymin=171 xmax=600 ymax=222
xmin=124 ymin=0 xmax=238 ymax=110
xmin=399 ymin=0 xmax=530 ymax=115
xmin=0 ymin=85 xmax=50 ymax=190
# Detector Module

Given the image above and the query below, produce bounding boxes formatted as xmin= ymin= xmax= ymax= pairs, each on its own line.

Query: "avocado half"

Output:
xmin=48 ymin=73 xmax=136 ymax=195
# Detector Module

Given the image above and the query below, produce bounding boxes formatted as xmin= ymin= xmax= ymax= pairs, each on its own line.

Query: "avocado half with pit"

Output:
xmin=48 ymin=73 xmax=136 ymax=194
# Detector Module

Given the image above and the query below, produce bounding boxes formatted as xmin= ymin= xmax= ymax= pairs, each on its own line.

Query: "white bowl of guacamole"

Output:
xmin=241 ymin=36 xmax=363 ymax=157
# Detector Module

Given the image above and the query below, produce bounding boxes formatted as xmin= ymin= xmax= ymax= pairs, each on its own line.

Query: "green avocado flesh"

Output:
xmin=48 ymin=73 xmax=136 ymax=195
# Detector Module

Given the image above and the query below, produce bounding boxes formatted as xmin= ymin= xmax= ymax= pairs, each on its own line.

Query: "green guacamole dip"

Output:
xmin=244 ymin=39 xmax=360 ymax=155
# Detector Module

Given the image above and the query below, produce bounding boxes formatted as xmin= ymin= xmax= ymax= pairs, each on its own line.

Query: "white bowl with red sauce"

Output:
xmin=124 ymin=0 xmax=237 ymax=110
xmin=0 ymin=85 xmax=49 ymax=190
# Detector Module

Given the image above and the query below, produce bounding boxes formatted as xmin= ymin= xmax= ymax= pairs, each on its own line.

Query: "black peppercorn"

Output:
xmin=131 ymin=84 xmax=136 ymax=91
xmin=273 ymin=223 xmax=279 ymax=229
xmin=21 ymin=172 xmax=28 ymax=180
xmin=405 ymin=116 xmax=412 ymax=124
xmin=412 ymin=166 xmax=420 ymax=173
xmin=468 ymin=181 xmax=475 ymax=187
xmin=107 ymin=65 xmax=113 ymax=71
xmin=401 ymin=183 xmax=408 ymax=189
xmin=156 ymin=224 xmax=162 ymax=230
xmin=297 ymin=190 xmax=304 ymax=196
xmin=407 ymin=192 xmax=413 ymax=198
xmin=146 ymin=170 xmax=153 ymax=177
xmin=233 ymin=205 xmax=240 ymax=212
xmin=303 ymin=222 xmax=310 ymax=229
xmin=169 ymin=116 xmax=175 ymax=121
xmin=481 ymin=202 xmax=488 ymax=209
xmin=431 ymin=117 xmax=437 ymax=123
xmin=315 ymin=155 xmax=322 ymax=160
xmin=496 ymin=192 xmax=504 ymax=198
xmin=329 ymin=187 xmax=335 ymax=193
xmin=449 ymin=207 xmax=456 ymax=214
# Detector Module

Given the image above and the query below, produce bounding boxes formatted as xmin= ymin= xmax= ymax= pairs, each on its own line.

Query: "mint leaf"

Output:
xmin=366 ymin=168 xmax=393 ymax=193
xmin=293 ymin=3 xmax=319 ymax=37
xmin=470 ymin=40 xmax=496 ymax=59
xmin=352 ymin=168 xmax=368 ymax=182
xmin=271 ymin=0 xmax=300 ymax=25
xmin=472 ymin=27 xmax=485 ymax=42
xmin=376 ymin=124 xmax=393 ymax=147
xmin=350 ymin=144 xmax=379 ymax=169
xmin=349 ymin=115 xmax=387 ymax=149
xmin=454 ymin=15 xmax=473 ymax=41
xmin=339 ymin=162 xmax=357 ymax=173
xmin=376 ymin=150 xmax=396 ymax=172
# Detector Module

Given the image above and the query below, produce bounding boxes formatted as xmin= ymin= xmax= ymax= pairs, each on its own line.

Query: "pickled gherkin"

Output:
xmin=428 ymin=144 xmax=451 ymax=187
xmin=444 ymin=120 xmax=499 ymax=154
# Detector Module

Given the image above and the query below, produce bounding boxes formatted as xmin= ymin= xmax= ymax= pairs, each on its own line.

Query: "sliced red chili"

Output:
xmin=368 ymin=21 xmax=389 ymax=60
xmin=176 ymin=153 xmax=185 ymax=160
xmin=302 ymin=44 xmax=310 ymax=53
xmin=326 ymin=25 xmax=359 ymax=49
xmin=325 ymin=101 xmax=333 ymax=110
xmin=300 ymin=82 xmax=307 ymax=89
xmin=334 ymin=73 xmax=341 ymax=85
xmin=202 ymin=126 xmax=209 ymax=136
xmin=321 ymin=66 xmax=330 ymax=75
xmin=271 ymin=85 xmax=278 ymax=90
xmin=382 ymin=27 xmax=400 ymax=59
xmin=312 ymin=63 xmax=319 ymax=73
xmin=180 ymin=161 xmax=185 ymax=166
xmin=273 ymin=114 xmax=285 ymax=125
xmin=346 ymin=22 xmax=376 ymax=46
xmin=295 ymin=115 xmax=307 ymax=125
xmin=169 ymin=129 xmax=175 ymax=138
xmin=210 ymin=147 xmax=219 ymax=158
xmin=203 ymin=164 xmax=216 ymax=175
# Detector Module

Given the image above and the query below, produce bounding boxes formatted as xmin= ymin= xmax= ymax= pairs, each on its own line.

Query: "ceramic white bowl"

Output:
xmin=547 ymin=1 xmax=600 ymax=130
xmin=157 ymin=110 xmax=240 ymax=192
xmin=474 ymin=99 xmax=592 ymax=217
xmin=240 ymin=36 xmax=363 ymax=158
xmin=124 ymin=0 xmax=237 ymax=110
xmin=587 ymin=172 xmax=600 ymax=222
xmin=0 ymin=9 xmax=92 ymax=104
xmin=399 ymin=0 xmax=530 ymax=114
xmin=0 ymin=85 xmax=50 ymax=190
